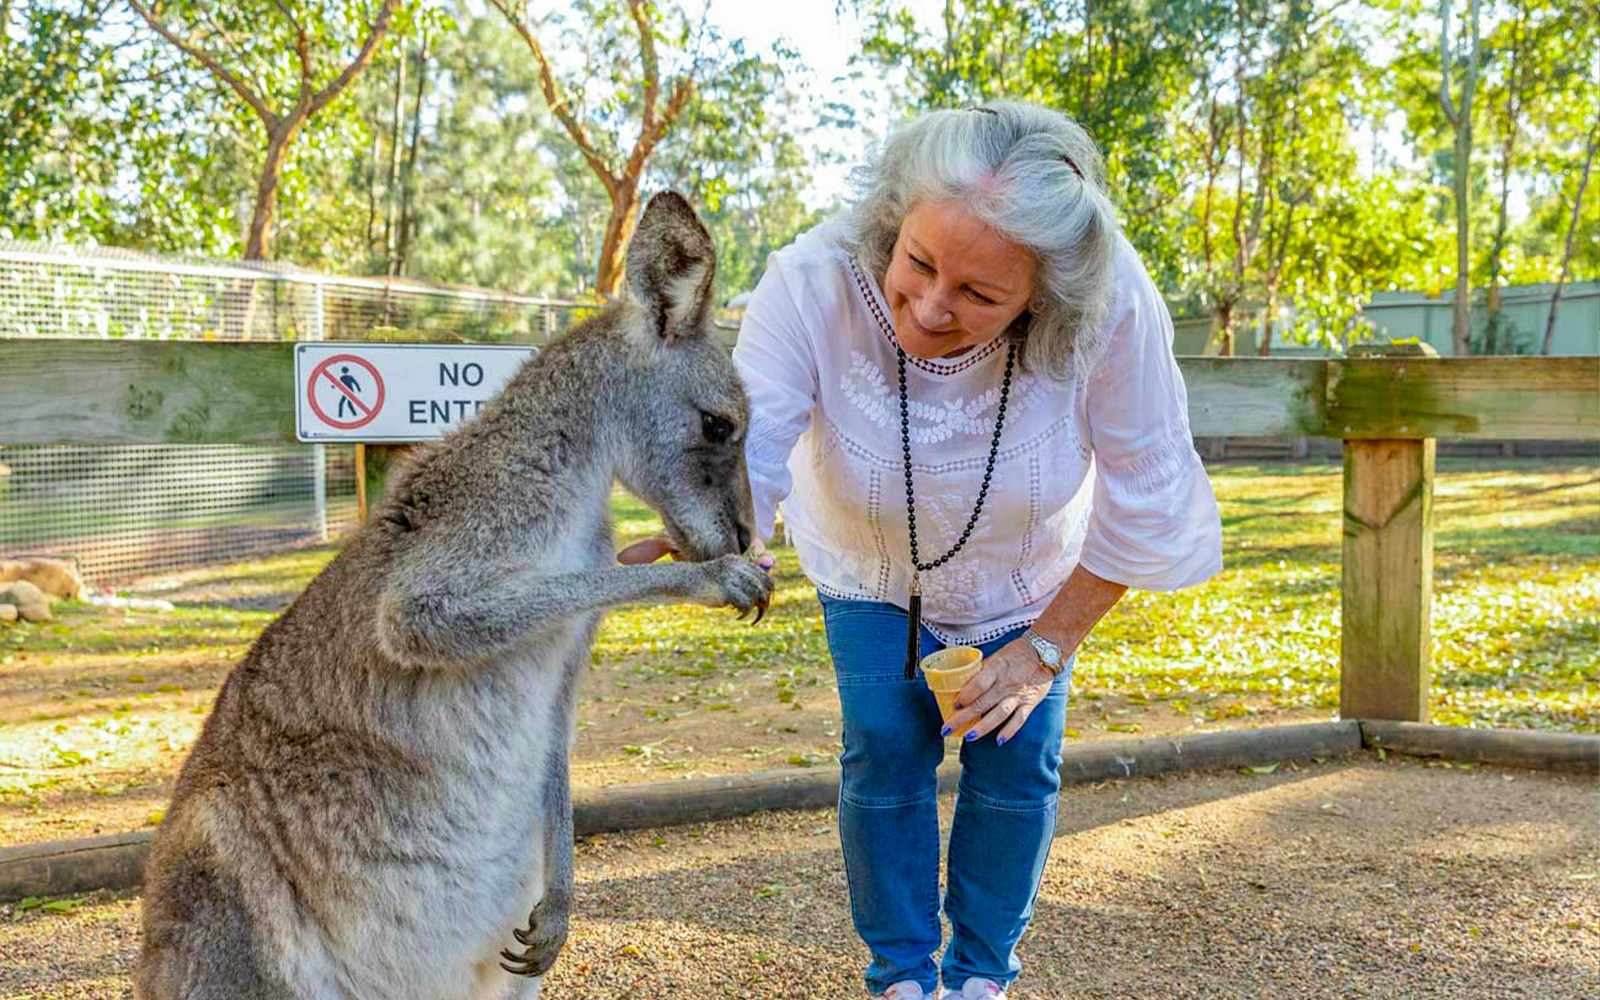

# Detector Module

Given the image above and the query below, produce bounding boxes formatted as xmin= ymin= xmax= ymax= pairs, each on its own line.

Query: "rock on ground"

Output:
xmin=0 ymin=559 xmax=83 ymax=601
xmin=0 ymin=581 xmax=50 ymax=623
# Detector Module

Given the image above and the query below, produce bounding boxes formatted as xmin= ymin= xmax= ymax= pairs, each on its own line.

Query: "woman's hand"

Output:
xmin=942 ymin=638 xmax=1057 ymax=746
xmin=616 ymin=535 xmax=677 ymax=565
xmin=747 ymin=538 xmax=777 ymax=571
xmin=617 ymin=534 xmax=776 ymax=571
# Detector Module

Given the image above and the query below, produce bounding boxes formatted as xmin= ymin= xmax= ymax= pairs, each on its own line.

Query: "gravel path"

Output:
xmin=4 ymin=755 xmax=1596 ymax=999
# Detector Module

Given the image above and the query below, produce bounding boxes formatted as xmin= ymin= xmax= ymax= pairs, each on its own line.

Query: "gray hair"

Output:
xmin=843 ymin=101 xmax=1120 ymax=382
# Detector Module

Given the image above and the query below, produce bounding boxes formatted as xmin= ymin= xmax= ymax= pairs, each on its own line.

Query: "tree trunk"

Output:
xmin=1543 ymin=121 xmax=1600 ymax=355
xmin=1214 ymin=302 xmax=1235 ymax=358
xmin=1258 ymin=286 xmax=1277 ymax=356
xmin=233 ymin=122 xmax=299 ymax=339
xmin=1442 ymin=0 xmax=1480 ymax=357
xmin=594 ymin=180 xmax=643 ymax=298
xmin=396 ymin=34 xmax=430 ymax=277
xmin=1451 ymin=104 xmax=1474 ymax=355
xmin=1485 ymin=137 xmax=1515 ymax=354
xmin=1485 ymin=4 xmax=1526 ymax=356
xmin=244 ymin=124 xmax=297 ymax=261
xmin=383 ymin=42 xmax=407 ymax=276
xmin=365 ymin=91 xmax=383 ymax=263
xmin=941 ymin=0 xmax=956 ymax=83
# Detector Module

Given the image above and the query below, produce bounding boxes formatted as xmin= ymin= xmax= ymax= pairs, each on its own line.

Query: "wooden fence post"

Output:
xmin=356 ymin=443 xmax=406 ymax=522
xmin=1340 ymin=343 xmax=1437 ymax=721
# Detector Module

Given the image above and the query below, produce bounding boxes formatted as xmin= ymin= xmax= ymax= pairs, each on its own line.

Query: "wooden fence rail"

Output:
xmin=2 ymin=338 xmax=1597 ymax=722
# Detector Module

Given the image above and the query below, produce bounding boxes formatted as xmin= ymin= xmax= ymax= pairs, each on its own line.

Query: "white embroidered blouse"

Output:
xmin=732 ymin=218 xmax=1223 ymax=646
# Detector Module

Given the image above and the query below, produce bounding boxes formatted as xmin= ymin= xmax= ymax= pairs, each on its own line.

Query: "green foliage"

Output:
xmin=856 ymin=0 xmax=1209 ymax=290
xmin=0 ymin=0 xmax=128 ymax=242
xmin=0 ymin=0 xmax=1592 ymax=320
xmin=345 ymin=5 xmax=577 ymax=288
xmin=855 ymin=0 xmax=1599 ymax=354
xmin=479 ymin=0 xmax=819 ymax=297
xmin=651 ymin=36 xmax=822 ymax=302
xmin=1280 ymin=176 xmax=1454 ymax=349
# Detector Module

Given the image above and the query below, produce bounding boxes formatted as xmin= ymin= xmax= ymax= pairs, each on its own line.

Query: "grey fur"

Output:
xmin=134 ymin=192 xmax=770 ymax=1000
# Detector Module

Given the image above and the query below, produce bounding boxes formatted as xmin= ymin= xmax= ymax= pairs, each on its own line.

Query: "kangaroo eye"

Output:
xmin=701 ymin=412 xmax=735 ymax=444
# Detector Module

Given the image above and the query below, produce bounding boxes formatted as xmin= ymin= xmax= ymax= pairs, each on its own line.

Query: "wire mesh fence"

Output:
xmin=0 ymin=242 xmax=583 ymax=342
xmin=0 ymin=242 xmax=589 ymax=586
xmin=0 ymin=445 xmax=360 ymax=583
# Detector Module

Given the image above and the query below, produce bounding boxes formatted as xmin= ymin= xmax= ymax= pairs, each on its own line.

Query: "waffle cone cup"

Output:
xmin=921 ymin=645 xmax=982 ymax=738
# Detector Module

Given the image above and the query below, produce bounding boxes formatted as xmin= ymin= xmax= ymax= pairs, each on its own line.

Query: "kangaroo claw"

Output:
xmin=500 ymin=946 xmax=550 ymax=978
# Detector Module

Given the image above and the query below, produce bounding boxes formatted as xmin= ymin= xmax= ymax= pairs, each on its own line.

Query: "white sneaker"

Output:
xmin=877 ymin=982 xmax=930 ymax=1000
xmin=944 ymin=980 xmax=1006 ymax=999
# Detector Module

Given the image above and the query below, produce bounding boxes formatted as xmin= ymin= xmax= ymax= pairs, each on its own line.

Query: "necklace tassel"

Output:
xmin=905 ymin=576 xmax=922 ymax=679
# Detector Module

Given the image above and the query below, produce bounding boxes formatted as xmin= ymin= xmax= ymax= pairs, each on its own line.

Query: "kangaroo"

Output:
xmin=134 ymin=192 xmax=772 ymax=1000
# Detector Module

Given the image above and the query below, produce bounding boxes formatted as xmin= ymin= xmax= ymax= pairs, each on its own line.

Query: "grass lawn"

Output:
xmin=0 ymin=457 xmax=1594 ymax=846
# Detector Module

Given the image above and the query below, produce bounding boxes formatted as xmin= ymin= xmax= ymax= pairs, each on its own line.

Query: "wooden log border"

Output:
xmin=14 ymin=720 xmax=1595 ymax=904
xmin=1361 ymin=720 xmax=1599 ymax=774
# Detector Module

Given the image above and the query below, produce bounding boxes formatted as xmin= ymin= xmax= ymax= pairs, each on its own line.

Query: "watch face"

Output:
xmin=1030 ymin=632 xmax=1060 ymax=665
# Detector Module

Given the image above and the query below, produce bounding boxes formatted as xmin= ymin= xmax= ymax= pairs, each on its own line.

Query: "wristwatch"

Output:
xmin=1023 ymin=628 xmax=1066 ymax=676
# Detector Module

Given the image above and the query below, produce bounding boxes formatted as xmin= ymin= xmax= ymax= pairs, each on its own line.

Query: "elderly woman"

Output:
xmin=635 ymin=102 xmax=1221 ymax=999
xmin=726 ymin=102 xmax=1224 ymax=999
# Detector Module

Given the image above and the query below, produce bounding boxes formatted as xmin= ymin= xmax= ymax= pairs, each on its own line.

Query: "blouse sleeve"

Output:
xmin=731 ymin=256 xmax=821 ymax=543
xmin=1077 ymin=250 xmax=1223 ymax=591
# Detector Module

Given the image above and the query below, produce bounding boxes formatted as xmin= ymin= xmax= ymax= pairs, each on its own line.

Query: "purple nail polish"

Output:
xmin=997 ymin=735 xmax=1008 ymax=746
xmin=953 ymin=701 xmax=963 ymax=710
xmin=940 ymin=726 xmax=951 ymax=738
xmin=964 ymin=730 xmax=978 ymax=741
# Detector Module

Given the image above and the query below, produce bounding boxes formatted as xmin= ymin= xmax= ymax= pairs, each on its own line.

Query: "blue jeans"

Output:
xmin=819 ymin=593 xmax=1072 ymax=996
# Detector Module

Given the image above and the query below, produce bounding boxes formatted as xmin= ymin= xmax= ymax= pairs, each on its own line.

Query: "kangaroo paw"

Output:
xmin=500 ymin=903 xmax=568 ymax=978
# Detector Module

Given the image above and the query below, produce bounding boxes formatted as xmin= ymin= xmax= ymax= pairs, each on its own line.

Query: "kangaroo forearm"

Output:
xmin=376 ymin=562 xmax=707 ymax=668
xmin=543 ymin=659 xmax=578 ymax=901
xmin=540 ymin=741 xmax=575 ymax=907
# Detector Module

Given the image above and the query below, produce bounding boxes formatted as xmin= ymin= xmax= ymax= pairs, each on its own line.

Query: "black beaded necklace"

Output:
xmin=897 ymin=341 xmax=1016 ymax=678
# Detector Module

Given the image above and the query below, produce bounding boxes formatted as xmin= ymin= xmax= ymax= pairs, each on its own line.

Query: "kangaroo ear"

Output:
xmin=626 ymin=191 xmax=717 ymax=342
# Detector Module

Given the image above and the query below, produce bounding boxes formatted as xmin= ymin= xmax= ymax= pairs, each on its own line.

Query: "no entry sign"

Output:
xmin=295 ymin=343 xmax=535 ymax=442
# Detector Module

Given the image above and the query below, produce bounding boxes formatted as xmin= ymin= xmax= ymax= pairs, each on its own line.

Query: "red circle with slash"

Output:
xmin=307 ymin=354 xmax=385 ymax=430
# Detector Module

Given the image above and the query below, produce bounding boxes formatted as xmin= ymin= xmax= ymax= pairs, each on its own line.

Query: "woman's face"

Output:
xmin=883 ymin=199 xmax=1037 ymax=360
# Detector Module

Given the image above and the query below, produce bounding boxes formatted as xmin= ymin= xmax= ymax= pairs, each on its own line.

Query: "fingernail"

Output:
xmin=940 ymin=726 xmax=952 ymax=738
xmin=964 ymin=730 xmax=978 ymax=741
xmin=997 ymin=735 xmax=1008 ymax=746
xmin=953 ymin=701 xmax=963 ymax=710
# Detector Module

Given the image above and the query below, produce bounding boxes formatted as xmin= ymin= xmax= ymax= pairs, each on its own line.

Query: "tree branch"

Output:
xmin=629 ymin=0 xmax=661 ymax=131
xmin=127 ymin=0 xmax=276 ymax=126
xmin=271 ymin=0 xmax=314 ymax=106
xmin=1440 ymin=0 xmax=1459 ymax=128
xmin=618 ymin=0 xmax=691 ymax=189
xmin=623 ymin=74 xmax=691 ymax=186
xmin=305 ymin=0 xmax=396 ymax=117
xmin=196 ymin=8 xmax=268 ymax=83
xmin=489 ymin=0 xmax=618 ymax=193
xmin=271 ymin=0 xmax=303 ymax=38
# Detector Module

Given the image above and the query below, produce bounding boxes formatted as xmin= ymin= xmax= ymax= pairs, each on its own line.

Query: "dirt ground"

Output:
xmin=3 ymin=755 xmax=1595 ymax=999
